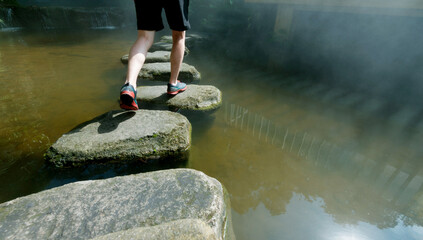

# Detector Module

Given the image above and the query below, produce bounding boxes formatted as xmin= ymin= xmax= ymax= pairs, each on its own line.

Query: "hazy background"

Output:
xmin=13 ymin=0 xmax=423 ymax=107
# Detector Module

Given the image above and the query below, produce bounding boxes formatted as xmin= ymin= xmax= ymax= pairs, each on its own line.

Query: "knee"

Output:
xmin=137 ymin=30 xmax=155 ymax=45
xmin=172 ymin=31 xmax=185 ymax=43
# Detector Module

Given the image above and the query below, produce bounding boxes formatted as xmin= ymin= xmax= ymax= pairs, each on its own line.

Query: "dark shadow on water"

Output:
xmin=42 ymin=156 xmax=188 ymax=191
xmin=179 ymin=109 xmax=217 ymax=139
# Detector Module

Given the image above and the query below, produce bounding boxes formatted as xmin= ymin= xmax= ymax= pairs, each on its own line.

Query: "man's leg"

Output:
xmin=125 ymin=30 xmax=155 ymax=89
xmin=167 ymin=30 xmax=188 ymax=95
xmin=120 ymin=30 xmax=155 ymax=110
xmin=169 ymin=30 xmax=186 ymax=85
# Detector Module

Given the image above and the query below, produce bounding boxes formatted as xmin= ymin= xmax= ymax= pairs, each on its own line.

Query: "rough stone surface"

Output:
xmin=0 ymin=169 xmax=234 ymax=240
xmin=91 ymin=219 xmax=218 ymax=240
xmin=149 ymin=41 xmax=189 ymax=55
xmin=137 ymin=85 xmax=222 ymax=111
xmin=121 ymin=51 xmax=171 ymax=64
xmin=139 ymin=62 xmax=201 ymax=82
xmin=45 ymin=110 xmax=191 ymax=167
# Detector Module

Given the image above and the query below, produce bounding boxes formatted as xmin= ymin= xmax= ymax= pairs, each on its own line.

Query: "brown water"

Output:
xmin=1 ymin=29 xmax=423 ymax=240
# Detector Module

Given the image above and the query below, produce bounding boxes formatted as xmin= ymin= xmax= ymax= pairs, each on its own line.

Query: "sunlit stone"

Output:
xmin=0 ymin=169 xmax=234 ymax=240
xmin=121 ymin=51 xmax=171 ymax=64
xmin=138 ymin=62 xmax=201 ymax=82
xmin=45 ymin=110 xmax=191 ymax=167
xmin=137 ymin=85 xmax=222 ymax=111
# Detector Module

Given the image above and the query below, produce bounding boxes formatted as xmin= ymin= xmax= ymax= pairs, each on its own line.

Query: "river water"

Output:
xmin=1 ymin=29 xmax=423 ymax=239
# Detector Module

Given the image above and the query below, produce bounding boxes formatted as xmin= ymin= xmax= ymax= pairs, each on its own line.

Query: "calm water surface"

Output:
xmin=1 ymin=29 xmax=423 ymax=239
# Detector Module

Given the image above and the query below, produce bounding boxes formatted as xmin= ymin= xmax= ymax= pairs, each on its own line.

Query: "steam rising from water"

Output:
xmin=190 ymin=0 xmax=423 ymax=106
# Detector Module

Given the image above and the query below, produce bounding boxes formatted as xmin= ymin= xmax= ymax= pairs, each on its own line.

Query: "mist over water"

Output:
xmin=288 ymin=10 xmax=423 ymax=103
xmin=201 ymin=0 xmax=423 ymax=108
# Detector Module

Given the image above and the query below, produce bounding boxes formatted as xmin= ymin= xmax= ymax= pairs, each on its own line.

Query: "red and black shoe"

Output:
xmin=120 ymin=83 xmax=139 ymax=110
xmin=167 ymin=81 xmax=187 ymax=95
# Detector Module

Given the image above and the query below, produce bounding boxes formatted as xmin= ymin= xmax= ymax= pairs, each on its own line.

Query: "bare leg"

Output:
xmin=169 ymin=30 xmax=186 ymax=85
xmin=125 ymin=30 xmax=155 ymax=89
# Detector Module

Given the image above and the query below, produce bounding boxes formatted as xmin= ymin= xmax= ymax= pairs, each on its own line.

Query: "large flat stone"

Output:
xmin=91 ymin=219 xmax=218 ymax=240
xmin=139 ymin=62 xmax=201 ymax=82
xmin=121 ymin=51 xmax=171 ymax=64
xmin=0 ymin=169 xmax=234 ymax=240
xmin=137 ymin=85 xmax=222 ymax=111
xmin=45 ymin=110 xmax=191 ymax=167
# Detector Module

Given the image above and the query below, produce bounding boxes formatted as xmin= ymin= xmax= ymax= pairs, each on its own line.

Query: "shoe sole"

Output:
xmin=120 ymin=93 xmax=138 ymax=110
xmin=167 ymin=86 xmax=187 ymax=95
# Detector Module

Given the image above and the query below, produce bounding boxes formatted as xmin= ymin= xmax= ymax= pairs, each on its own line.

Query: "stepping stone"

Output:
xmin=149 ymin=41 xmax=189 ymax=55
xmin=45 ymin=110 xmax=191 ymax=167
xmin=137 ymin=85 xmax=222 ymax=111
xmin=139 ymin=62 xmax=201 ymax=82
xmin=121 ymin=51 xmax=171 ymax=64
xmin=0 ymin=169 xmax=235 ymax=240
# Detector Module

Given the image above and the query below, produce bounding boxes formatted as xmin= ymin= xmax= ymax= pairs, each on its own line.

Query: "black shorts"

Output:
xmin=134 ymin=0 xmax=191 ymax=31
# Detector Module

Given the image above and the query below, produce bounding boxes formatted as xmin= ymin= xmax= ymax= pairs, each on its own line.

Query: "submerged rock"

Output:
xmin=91 ymin=219 xmax=218 ymax=240
xmin=139 ymin=62 xmax=201 ymax=82
xmin=121 ymin=51 xmax=171 ymax=64
xmin=0 ymin=169 xmax=234 ymax=240
xmin=137 ymin=85 xmax=222 ymax=111
xmin=45 ymin=110 xmax=191 ymax=167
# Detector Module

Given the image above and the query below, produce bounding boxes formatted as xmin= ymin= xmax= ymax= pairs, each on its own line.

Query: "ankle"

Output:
xmin=125 ymin=81 xmax=137 ymax=89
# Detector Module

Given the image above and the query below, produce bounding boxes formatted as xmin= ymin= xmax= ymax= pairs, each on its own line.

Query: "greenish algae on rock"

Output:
xmin=44 ymin=110 xmax=191 ymax=167
xmin=0 ymin=169 xmax=235 ymax=240
xmin=138 ymin=62 xmax=201 ymax=82
xmin=90 ymin=219 xmax=218 ymax=240
xmin=137 ymin=85 xmax=222 ymax=111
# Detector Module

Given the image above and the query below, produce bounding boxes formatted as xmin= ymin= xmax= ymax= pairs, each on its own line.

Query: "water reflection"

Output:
xmin=189 ymin=98 xmax=423 ymax=238
xmin=232 ymin=195 xmax=423 ymax=240
xmin=172 ymin=37 xmax=423 ymax=237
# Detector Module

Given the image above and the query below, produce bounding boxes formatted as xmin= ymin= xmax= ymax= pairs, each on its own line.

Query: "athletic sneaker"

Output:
xmin=120 ymin=83 xmax=139 ymax=110
xmin=167 ymin=81 xmax=187 ymax=95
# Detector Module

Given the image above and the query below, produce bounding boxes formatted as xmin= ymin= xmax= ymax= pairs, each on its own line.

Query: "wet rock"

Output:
xmin=121 ymin=51 xmax=171 ymax=64
xmin=137 ymin=85 xmax=222 ymax=111
xmin=139 ymin=62 xmax=201 ymax=82
xmin=0 ymin=169 xmax=234 ymax=240
xmin=149 ymin=41 xmax=189 ymax=55
xmin=91 ymin=219 xmax=218 ymax=240
xmin=45 ymin=110 xmax=191 ymax=167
